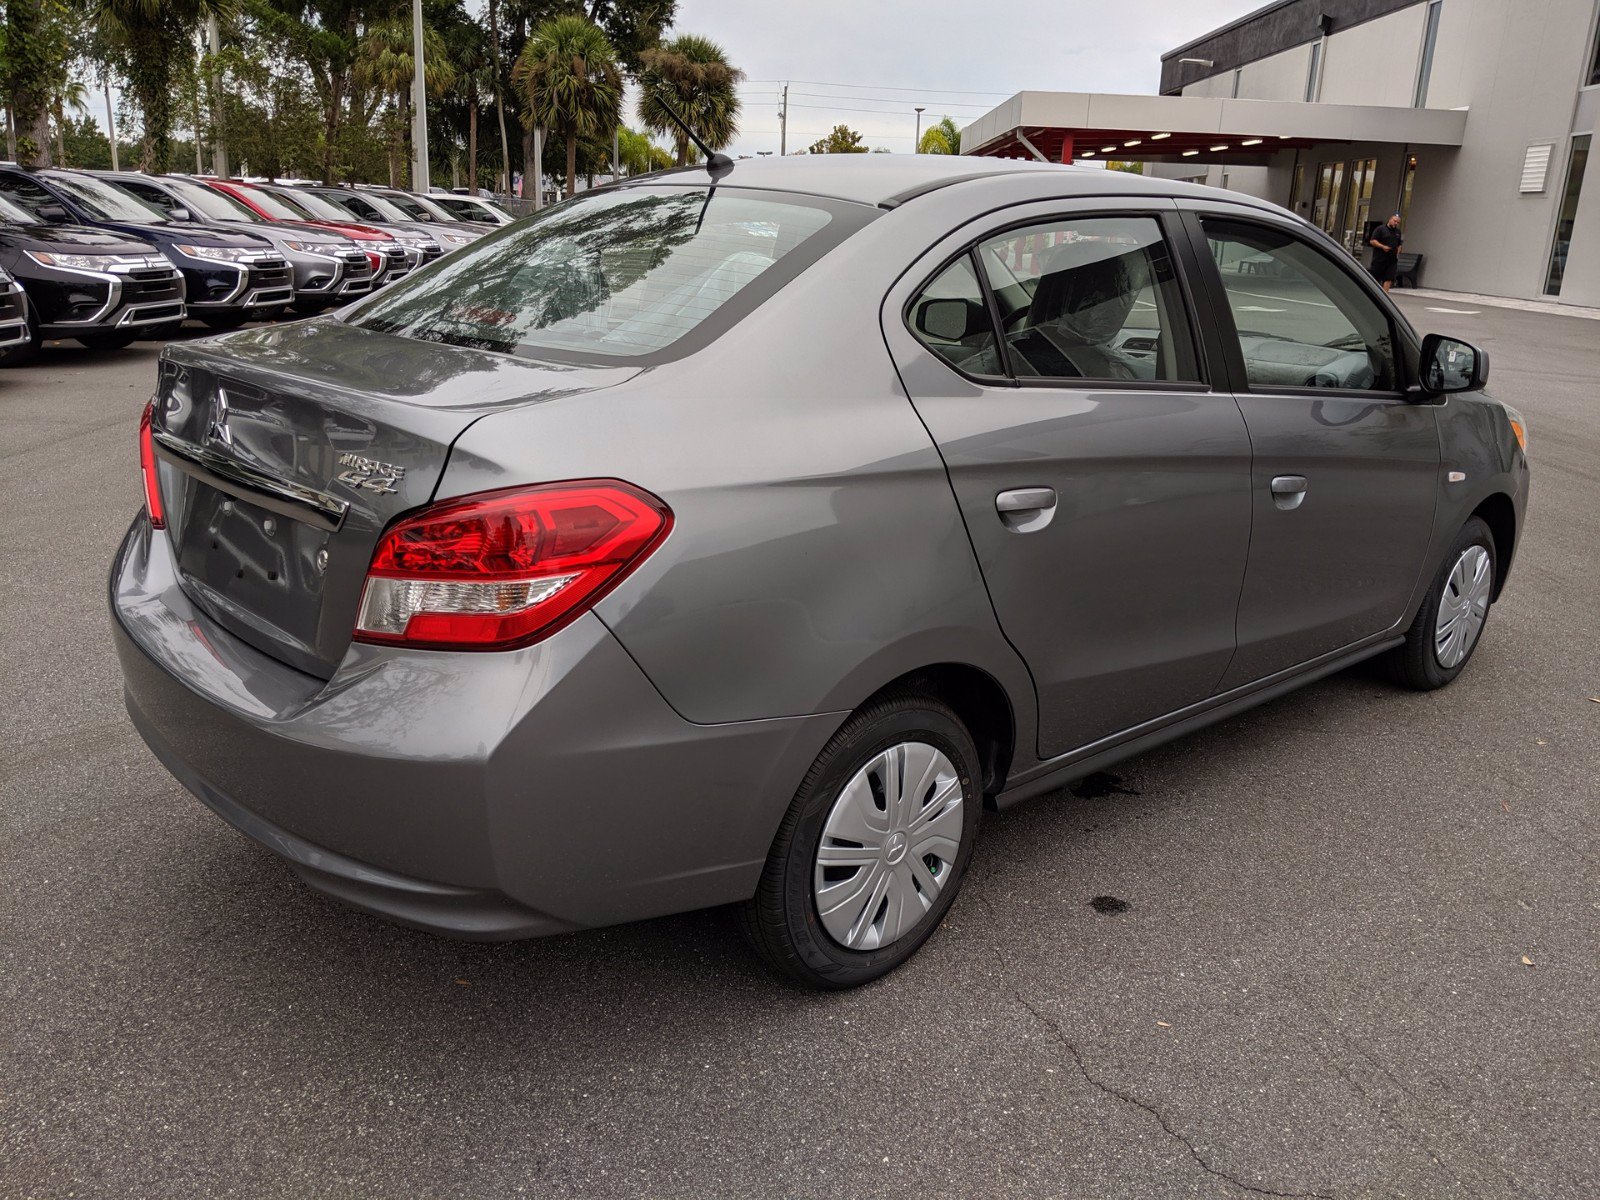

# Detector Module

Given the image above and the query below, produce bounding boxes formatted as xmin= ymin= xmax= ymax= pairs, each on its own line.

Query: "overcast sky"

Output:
xmin=664 ymin=0 xmax=1262 ymax=157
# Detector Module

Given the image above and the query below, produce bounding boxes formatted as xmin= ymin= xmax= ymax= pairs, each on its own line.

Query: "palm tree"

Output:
xmin=512 ymin=15 xmax=622 ymax=199
xmin=918 ymin=115 xmax=962 ymax=155
xmin=357 ymin=20 xmax=457 ymax=188
xmin=84 ymin=0 xmax=233 ymax=171
xmin=51 ymin=78 xmax=90 ymax=166
xmin=617 ymin=126 xmax=671 ymax=176
xmin=638 ymin=34 xmax=741 ymax=166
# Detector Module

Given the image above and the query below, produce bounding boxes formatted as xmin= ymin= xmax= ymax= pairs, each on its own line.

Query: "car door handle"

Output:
xmin=1270 ymin=475 xmax=1309 ymax=511
xmin=996 ymin=487 xmax=1057 ymax=533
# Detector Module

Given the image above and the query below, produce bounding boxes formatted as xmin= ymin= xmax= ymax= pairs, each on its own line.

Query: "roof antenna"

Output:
xmin=654 ymin=96 xmax=734 ymax=175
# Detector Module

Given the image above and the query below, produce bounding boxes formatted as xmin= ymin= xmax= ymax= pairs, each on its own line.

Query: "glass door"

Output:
xmin=1312 ymin=162 xmax=1346 ymax=236
xmin=1342 ymin=157 xmax=1378 ymax=254
xmin=1544 ymin=135 xmax=1591 ymax=296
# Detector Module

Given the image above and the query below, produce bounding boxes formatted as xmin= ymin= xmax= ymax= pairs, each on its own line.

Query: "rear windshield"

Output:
xmin=345 ymin=185 xmax=866 ymax=364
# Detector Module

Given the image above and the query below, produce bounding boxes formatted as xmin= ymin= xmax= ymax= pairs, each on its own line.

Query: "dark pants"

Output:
xmin=1371 ymin=255 xmax=1398 ymax=284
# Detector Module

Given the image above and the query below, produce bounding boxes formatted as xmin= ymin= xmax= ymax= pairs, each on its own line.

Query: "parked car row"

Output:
xmin=0 ymin=167 xmax=504 ymax=367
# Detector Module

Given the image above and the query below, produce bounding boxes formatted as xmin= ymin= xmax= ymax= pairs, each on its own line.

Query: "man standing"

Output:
xmin=1369 ymin=214 xmax=1404 ymax=292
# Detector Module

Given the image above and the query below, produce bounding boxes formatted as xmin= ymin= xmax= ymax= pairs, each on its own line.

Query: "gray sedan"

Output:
xmin=111 ymin=156 xmax=1529 ymax=989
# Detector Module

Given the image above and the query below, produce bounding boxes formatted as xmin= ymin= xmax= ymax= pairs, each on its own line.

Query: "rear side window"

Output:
xmin=907 ymin=255 xmax=1003 ymax=378
xmin=348 ymin=186 xmax=866 ymax=364
xmin=977 ymin=217 xmax=1198 ymax=383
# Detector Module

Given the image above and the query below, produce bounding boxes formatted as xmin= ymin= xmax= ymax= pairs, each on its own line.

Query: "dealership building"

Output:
xmin=962 ymin=0 xmax=1600 ymax=308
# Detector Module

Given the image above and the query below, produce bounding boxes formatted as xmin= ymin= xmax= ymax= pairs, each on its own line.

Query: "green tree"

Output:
xmin=511 ymin=13 xmax=621 ymax=198
xmin=637 ymin=33 xmax=740 ymax=166
xmin=617 ymin=124 xmax=670 ymax=175
xmin=84 ymin=0 xmax=233 ymax=171
xmin=807 ymin=124 xmax=866 ymax=155
xmin=2 ymin=0 xmax=73 ymax=167
xmin=357 ymin=18 xmax=455 ymax=186
xmin=583 ymin=0 xmax=674 ymax=74
xmin=1106 ymin=160 xmax=1144 ymax=174
xmin=917 ymin=115 xmax=961 ymax=155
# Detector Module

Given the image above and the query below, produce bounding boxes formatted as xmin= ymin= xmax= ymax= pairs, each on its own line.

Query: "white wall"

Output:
xmin=1317 ymin=5 xmax=1431 ymax=107
xmin=1236 ymin=43 xmax=1316 ymax=102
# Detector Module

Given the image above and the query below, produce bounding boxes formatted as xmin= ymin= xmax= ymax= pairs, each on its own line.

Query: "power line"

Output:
xmin=743 ymin=78 xmax=1013 ymax=96
xmin=787 ymin=92 xmax=990 ymax=110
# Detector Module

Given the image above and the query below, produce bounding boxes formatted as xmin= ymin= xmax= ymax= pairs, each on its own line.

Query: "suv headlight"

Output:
xmin=174 ymin=244 xmax=255 ymax=263
xmin=441 ymin=232 xmax=477 ymax=246
xmin=25 ymin=250 xmax=118 ymax=270
xmin=282 ymin=239 xmax=347 ymax=257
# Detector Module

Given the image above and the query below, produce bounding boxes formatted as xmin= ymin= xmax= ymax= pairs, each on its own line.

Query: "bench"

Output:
xmin=1394 ymin=252 xmax=1424 ymax=288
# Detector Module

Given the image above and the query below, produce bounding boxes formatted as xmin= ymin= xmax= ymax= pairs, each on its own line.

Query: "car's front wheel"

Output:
xmin=1388 ymin=515 xmax=1497 ymax=689
xmin=742 ymin=692 xmax=980 ymax=989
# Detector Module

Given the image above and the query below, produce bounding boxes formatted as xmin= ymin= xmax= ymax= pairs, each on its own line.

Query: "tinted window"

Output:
xmin=976 ymin=216 xmax=1198 ymax=382
xmin=907 ymin=254 xmax=1003 ymax=377
xmin=38 ymin=173 xmax=170 ymax=224
xmin=1204 ymin=219 xmax=1398 ymax=391
xmin=347 ymin=186 xmax=855 ymax=363
xmin=164 ymin=178 xmax=262 ymax=222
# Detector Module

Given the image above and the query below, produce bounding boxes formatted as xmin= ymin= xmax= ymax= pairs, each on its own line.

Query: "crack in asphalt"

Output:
xmin=967 ymin=885 xmax=1334 ymax=1200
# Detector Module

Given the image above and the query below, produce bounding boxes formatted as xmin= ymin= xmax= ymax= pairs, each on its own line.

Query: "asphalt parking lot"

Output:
xmin=3 ymin=295 xmax=1596 ymax=1199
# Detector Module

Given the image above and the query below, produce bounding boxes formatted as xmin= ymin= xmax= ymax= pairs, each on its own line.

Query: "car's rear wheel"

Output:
xmin=1387 ymin=516 xmax=1497 ymax=690
xmin=742 ymin=693 xmax=980 ymax=989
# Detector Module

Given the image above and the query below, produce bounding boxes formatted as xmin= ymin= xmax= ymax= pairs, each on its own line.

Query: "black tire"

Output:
xmin=292 ymin=299 xmax=331 ymax=316
xmin=0 ymin=314 xmax=40 ymax=367
xmin=200 ymin=312 xmax=248 ymax=331
xmin=74 ymin=330 xmax=139 ymax=351
xmin=741 ymin=692 xmax=982 ymax=989
xmin=1386 ymin=516 xmax=1497 ymax=690
xmin=251 ymin=305 xmax=289 ymax=322
xmin=142 ymin=321 xmax=184 ymax=341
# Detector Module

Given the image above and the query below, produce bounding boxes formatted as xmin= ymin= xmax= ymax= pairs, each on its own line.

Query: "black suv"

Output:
xmin=0 ymin=167 xmax=293 ymax=331
xmin=0 ymin=191 xmax=182 ymax=365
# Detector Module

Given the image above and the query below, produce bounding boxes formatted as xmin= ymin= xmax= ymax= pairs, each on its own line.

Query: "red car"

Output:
xmin=199 ymin=179 xmax=413 ymax=290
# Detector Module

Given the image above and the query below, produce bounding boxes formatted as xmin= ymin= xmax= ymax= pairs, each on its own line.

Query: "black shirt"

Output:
xmin=1371 ymin=224 xmax=1402 ymax=264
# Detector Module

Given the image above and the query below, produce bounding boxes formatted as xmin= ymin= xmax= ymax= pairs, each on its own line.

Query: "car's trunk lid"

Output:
xmin=150 ymin=319 xmax=639 ymax=677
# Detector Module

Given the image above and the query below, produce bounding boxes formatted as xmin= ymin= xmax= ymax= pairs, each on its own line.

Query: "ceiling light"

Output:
xmin=1151 ymin=132 xmax=1171 ymax=140
xmin=1210 ymin=144 xmax=1229 ymax=152
xmin=1182 ymin=149 xmax=1200 ymax=156
xmin=1124 ymin=139 xmax=1141 ymax=147
xmin=1241 ymin=138 xmax=1262 ymax=146
xmin=1100 ymin=145 xmax=1117 ymax=153
xmin=1081 ymin=150 xmax=1096 ymax=157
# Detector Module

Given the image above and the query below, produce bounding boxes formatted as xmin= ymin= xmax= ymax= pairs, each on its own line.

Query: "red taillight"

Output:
xmin=353 ymin=481 xmax=672 ymax=651
xmin=139 ymin=400 xmax=165 ymax=528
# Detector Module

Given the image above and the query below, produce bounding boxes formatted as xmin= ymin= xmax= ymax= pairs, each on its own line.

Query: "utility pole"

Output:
xmin=779 ymin=83 xmax=788 ymax=156
xmin=914 ymin=106 xmax=925 ymax=153
xmin=104 ymin=84 xmax=119 ymax=171
xmin=613 ymin=128 xmax=621 ymax=182
xmin=410 ymin=0 xmax=430 ymax=191
xmin=532 ymin=127 xmax=543 ymax=210
xmin=206 ymin=13 xmax=228 ymax=177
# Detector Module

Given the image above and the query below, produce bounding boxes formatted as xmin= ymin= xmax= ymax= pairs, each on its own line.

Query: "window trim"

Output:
xmin=1180 ymin=207 xmax=1418 ymax=402
xmin=901 ymin=206 xmax=1215 ymax=393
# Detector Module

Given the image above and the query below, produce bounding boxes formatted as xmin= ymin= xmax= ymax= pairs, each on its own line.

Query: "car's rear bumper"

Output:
xmin=110 ymin=517 xmax=841 ymax=938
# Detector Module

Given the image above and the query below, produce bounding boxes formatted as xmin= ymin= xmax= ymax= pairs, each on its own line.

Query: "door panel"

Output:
xmin=886 ymin=203 xmax=1253 ymax=760
xmin=1190 ymin=212 xmax=1440 ymax=689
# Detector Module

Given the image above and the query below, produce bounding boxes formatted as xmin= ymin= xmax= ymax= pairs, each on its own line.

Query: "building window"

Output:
xmin=1544 ymin=135 xmax=1591 ymax=295
xmin=1399 ymin=155 xmax=1418 ymax=226
xmin=1312 ymin=161 xmax=1345 ymax=235
xmin=1231 ymin=68 xmax=1242 ymax=98
xmin=1414 ymin=0 xmax=1443 ymax=107
xmin=1305 ymin=40 xmax=1323 ymax=102
xmin=1588 ymin=16 xmax=1600 ymax=86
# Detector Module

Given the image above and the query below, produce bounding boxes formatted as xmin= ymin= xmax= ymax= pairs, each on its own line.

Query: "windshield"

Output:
xmin=343 ymin=192 xmax=411 ymax=222
xmin=347 ymin=185 xmax=865 ymax=364
xmin=0 ymin=194 xmax=39 ymax=225
xmin=44 ymin=173 xmax=171 ymax=224
xmin=285 ymin=189 xmax=364 ymax=222
xmin=381 ymin=192 xmax=455 ymax=222
xmin=167 ymin=179 xmax=260 ymax=222
xmin=236 ymin=185 xmax=315 ymax=222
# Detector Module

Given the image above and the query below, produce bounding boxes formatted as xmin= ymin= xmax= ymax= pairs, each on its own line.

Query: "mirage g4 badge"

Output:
xmin=334 ymin=452 xmax=406 ymax=496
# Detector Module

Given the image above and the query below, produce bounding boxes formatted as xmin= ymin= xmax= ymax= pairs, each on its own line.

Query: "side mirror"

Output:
xmin=914 ymin=297 xmax=987 ymax=343
xmin=1416 ymin=332 xmax=1489 ymax=395
xmin=170 ymin=206 xmax=193 ymax=222
xmin=36 ymin=202 xmax=69 ymax=222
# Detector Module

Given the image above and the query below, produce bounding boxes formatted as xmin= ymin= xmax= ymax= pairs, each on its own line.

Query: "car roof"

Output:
xmin=627 ymin=154 xmax=1220 ymax=208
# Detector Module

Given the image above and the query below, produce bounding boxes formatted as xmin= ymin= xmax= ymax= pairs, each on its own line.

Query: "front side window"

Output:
xmin=974 ymin=216 xmax=1198 ymax=383
xmin=1204 ymin=219 xmax=1398 ymax=392
xmin=39 ymin=173 xmax=169 ymax=224
xmin=347 ymin=186 xmax=860 ymax=364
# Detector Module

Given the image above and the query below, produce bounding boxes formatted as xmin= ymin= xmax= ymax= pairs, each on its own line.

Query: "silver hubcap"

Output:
xmin=1434 ymin=544 xmax=1492 ymax=668
xmin=813 ymin=741 xmax=965 ymax=951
